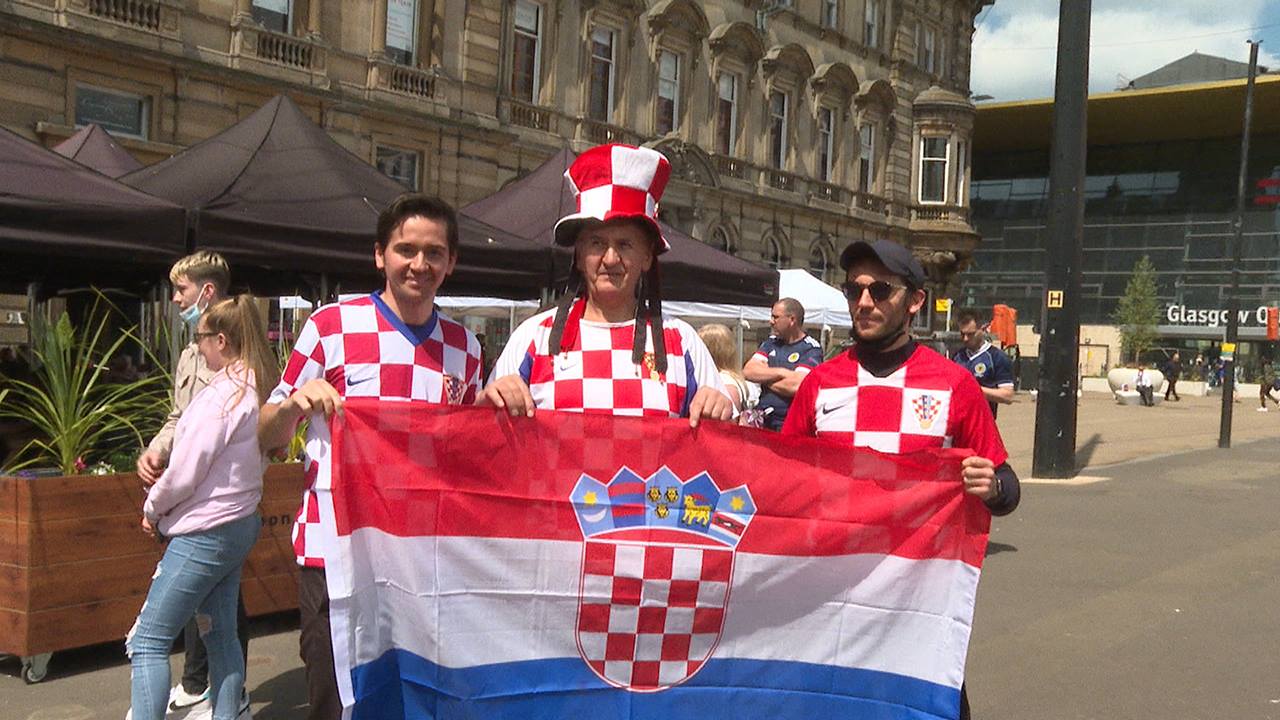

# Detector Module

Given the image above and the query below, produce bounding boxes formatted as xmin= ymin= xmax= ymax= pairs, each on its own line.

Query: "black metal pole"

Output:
xmin=1219 ymin=41 xmax=1260 ymax=449
xmin=1032 ymin=0 xmax=1091 ymax=478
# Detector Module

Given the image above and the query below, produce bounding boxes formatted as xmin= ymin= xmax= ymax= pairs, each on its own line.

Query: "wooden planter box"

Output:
xmin=0 ymin=463 xmax=306 ymax=658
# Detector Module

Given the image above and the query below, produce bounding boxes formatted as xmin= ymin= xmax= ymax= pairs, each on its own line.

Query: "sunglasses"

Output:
xmin=193 ymin=331 xmax=219 ymax=341
xmin=841 ymin=280 xmax=908 ymax=303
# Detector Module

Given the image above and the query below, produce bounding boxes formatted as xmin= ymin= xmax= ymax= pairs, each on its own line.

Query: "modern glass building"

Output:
xmin=958 ymin=69 xmax=1280 ymax=370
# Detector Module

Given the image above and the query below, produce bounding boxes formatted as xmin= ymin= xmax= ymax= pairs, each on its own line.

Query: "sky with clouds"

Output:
xmin=971 ymin=0 xmax=1280 ymax=102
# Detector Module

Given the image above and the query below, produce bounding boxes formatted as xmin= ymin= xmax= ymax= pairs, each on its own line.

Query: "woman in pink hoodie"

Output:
xmin=128 ymin=295 xmax=278 ymax=720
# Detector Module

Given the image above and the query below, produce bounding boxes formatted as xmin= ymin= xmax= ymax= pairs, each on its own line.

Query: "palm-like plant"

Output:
xmin=0 ymin=297 xmax=168 ymax=475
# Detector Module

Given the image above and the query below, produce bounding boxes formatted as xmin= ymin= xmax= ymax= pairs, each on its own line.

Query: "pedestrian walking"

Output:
xmin=952 ymin=309 xmax=1016 ymax=418
xmin=1163 ymin=352 xmax=1182 ymax=401
xmin=135 ymin=252 xmax=251 ymax=719
xmin=1259 ymin=359 xmax=1278 ymax=412
xmin=128 ymin=296 xmax=277 ymax=720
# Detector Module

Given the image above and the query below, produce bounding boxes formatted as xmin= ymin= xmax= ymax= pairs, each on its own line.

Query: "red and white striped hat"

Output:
xmin=553 ymin=144 xmax=672 ymax=253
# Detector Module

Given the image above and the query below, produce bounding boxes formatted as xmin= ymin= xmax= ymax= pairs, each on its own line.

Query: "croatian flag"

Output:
xmin=325 ymin=400 xmax=990 ymax=720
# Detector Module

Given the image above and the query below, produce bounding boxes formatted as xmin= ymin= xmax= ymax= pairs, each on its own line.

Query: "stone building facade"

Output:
xmin=1 ymin=0 xmax=988 ymax=297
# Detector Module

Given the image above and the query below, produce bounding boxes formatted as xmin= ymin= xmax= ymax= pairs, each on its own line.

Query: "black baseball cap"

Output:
xmin=839 ymin=239 xmax=927 ymax=288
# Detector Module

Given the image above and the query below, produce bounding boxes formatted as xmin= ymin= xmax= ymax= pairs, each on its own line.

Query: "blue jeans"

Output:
xmin=128 ymin=513 xmax=260 ymax=720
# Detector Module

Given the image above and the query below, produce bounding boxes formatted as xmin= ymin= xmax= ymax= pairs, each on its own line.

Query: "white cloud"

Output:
xmin=972 ymin=1 xmax=1280 ymax=102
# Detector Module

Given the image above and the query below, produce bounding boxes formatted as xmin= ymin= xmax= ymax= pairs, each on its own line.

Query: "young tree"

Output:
xmin=1112 ymin=255 xmax=1161 ymax=364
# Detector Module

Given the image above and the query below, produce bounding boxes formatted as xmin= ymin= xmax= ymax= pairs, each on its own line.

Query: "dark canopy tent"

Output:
xmin=0 ymin=126 xmax=186 ymax=293
xmin=462 ymin=148 xmax=777 ymax=306
xmin=52 ymin=124 xmax=143 ymax=178
xmin=121 ymin=95 xmax=549 ymax=298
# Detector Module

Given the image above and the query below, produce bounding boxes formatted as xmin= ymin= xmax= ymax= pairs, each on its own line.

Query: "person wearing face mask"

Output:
xmin=481 ymin=143 xmax=733 ymax=425
xmin=134 ymin=252 xmax=253 ymax=720
xmin=781 ymin=239 xmax=1019 ymax=720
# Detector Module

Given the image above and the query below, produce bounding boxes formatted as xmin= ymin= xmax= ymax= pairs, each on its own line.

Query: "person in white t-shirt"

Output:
xmin=482 ymin=144 xmax=732 ymax=424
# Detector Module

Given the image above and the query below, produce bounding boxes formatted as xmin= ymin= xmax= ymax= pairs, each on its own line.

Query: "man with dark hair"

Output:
xmin=258 ymin=193 xmax=483 ymax=720
xmin=952 ymin=308 xmax=1015 ymax=418
xmin=783 ymin=239 xmax=1019 ymax=720
xmin=744 ymin=297 xmax=823 ymax=431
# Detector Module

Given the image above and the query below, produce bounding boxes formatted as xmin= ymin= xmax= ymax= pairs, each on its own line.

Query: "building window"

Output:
xmin=764 ymin=237 xmax=785 ymax=270
xmin=859 ymin=123 xmax=876 ymax=192
xmin=710 ymin=227 xmax=732 ymax=254
xmin=510 ymin=0 xmax=542 ymax=101
xmin=656 ymin=50 xmax=680 ymax=134
xmin=919 ymin=24 xmax=937 ymax=74
xmin=715 ymin=72 xmax=738 ymax=155
xmin=588 ymin=26 xmax=616 ymax=122
xmin=376 ymin=145 xmax=420 ymax=190
xmin=809 ymin=244 xmax=830 ymax=280
xmin=769 ymin=91 xmax=788 ymax=170
xmin=864 ymin=0 xmax=879 ymax=49
xmin=954 ymin=140 xmax=967 ymax=204
xmin=920 ymin=136 xmax=949 ymax=204
xmin=74 ymin=86 xmax=150 ymax=139
xmin=817 ymin=107 xmax=835 ymax=183
xmin=385 ymin=0 xmax=419 ymax=65
xmin=822 ymin=0 xmax=839 ymax=29
xmin=251 ymin=0 xmax=291 ymax=33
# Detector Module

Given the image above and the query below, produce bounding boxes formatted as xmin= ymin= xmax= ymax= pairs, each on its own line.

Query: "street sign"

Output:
xmin=934 ymin=298 xmax=952 ymax=313
xmin=1047 ymin=290 xmax=1064 ymax=308
xmin=1222 ymin=342 xmax=1236 ymax=362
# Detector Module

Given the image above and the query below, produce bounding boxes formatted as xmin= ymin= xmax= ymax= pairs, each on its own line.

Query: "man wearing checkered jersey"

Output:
xmin=482 ymin=144 xmax=733 ymax=424
xmin=783 ymin=239 xmax=1019 ymax=720
xmin=258 ymin=195 xmax=481 ymax=720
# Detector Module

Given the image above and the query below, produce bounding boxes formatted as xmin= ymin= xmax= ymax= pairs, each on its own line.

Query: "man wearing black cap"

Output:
xmin=781 ymin=238 xmax=1019 ymax=719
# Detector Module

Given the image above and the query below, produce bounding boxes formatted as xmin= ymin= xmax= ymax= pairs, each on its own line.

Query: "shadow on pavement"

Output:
xmin=251 ymin=666 xmax=308 ymax=719
xmin=985 ymin=542 xmax=1018 ymax=557
xmin=1074 ymin=432 xmax=1103 ymax=471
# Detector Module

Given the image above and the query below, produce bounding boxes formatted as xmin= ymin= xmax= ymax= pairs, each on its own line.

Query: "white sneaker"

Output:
xmin=123 ymin=686 xmax=211 ymax=720
xmin=169 ymin=685 xmax=210 ymax=711
xmin=183 ymin=689 xmax=249 ymax=720
xmin=1258 ymin=407 xmax=1269 ymax=412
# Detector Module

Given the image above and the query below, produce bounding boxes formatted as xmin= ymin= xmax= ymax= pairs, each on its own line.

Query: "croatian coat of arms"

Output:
xmin=570 ymin=467 xmax=756 ymax=691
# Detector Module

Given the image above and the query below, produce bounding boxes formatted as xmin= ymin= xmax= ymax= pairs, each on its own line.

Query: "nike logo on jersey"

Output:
xmin=347 ymin=376 xmax=374 ymax=386
xmin=820 ymin=402 xmax=849 ymax=415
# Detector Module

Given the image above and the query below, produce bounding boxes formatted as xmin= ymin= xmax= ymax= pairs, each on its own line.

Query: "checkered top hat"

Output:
xmin=553 ymin=144 xmax=672 ymax=253
xmin=547 ymin=145 xmax=674 ymax=373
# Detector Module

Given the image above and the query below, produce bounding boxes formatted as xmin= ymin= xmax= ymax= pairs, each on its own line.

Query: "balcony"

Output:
xmin=765 ymin=168 xmax=800 ymax=193
xmin=369 ymin=60 xmax=435 ymax=99
xmin=577 ymin=118 xmax=640 ymax=146
xmin=510 ymin=99 xmax=551 ymax=131
xmin=854 ymin=191 xmax=888 ymax=214
xmin=230 ymin=19 xmax=328 ymax=86
xmin=713 ymin=154 xmax=748 ymax=181
xmin=811 ymin=181 xmax=848 ymax=205
xmin=911 ymin=204 xmax=970 ymax=223
xmin=86 ymin=0 xmax=161 ymax=30
xmin=56 ymin=0 xmax=182 ymax=48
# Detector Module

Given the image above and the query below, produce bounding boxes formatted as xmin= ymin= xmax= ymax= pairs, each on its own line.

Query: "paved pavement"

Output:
xmin=3 ymin=391 xmax=1277 ymax=719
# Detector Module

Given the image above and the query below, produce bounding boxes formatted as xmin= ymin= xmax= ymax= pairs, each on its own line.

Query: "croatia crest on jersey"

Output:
xmin=570 ymin=467 xmax=756 ymax=691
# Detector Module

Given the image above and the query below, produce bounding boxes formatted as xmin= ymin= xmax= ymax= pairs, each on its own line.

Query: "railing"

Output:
xmin=811 ymin=181 xmax=848 ymax=205
xmin=87 ymin=0 xmax=162 ymax=31
xmin=385 ymin=64 xmax=434 ymax=98
xmin=912 ymin=204 xmax=970 ymax=223
xmin=510 ymin=99 xmax=551 ymax=131
xmin=713 ymin=154 xmax=747 ymax=180
xmin=765 ymin=168 xmax=798 ymax=193
xmin=578 ymin=118 xmax=640 ymax=146
xmin=854 ymin=191 xmax=888 ymax=214
xmin=256 ymin=30 xmax=314 ymax=70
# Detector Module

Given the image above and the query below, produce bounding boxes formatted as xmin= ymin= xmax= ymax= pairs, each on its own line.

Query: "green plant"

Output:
xmin=1112 ymin=255 xmax=1161 ymax=364
xmin=0 ymin=297 xmax=168 ymax=475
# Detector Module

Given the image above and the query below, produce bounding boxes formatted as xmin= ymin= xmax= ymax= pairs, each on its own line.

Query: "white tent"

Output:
xmin=663 ymin=269 xmax=850 ymax=328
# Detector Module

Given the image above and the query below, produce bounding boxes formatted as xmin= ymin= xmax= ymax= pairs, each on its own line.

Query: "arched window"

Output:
xmin=808 ymin=243 xmax=830 ymax=280
xmin=764 ymin=236 xmax=785 ymax=270
xmin=710 ymin=226 xmax=732 ymax=254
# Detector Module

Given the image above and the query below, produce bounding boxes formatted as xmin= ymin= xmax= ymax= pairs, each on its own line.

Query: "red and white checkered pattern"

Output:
xmin=489 ymin=303 xmax=727 ymax=418
xmin=782 ymin=345 xmax=1009 ymax=465
xmin=554 ymin=144 xmax=672 ymax=251
xmin=269 ymin=294 xmax=482 ymax=567
xmin=576 ymin=540 xmax=731 ymax=690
